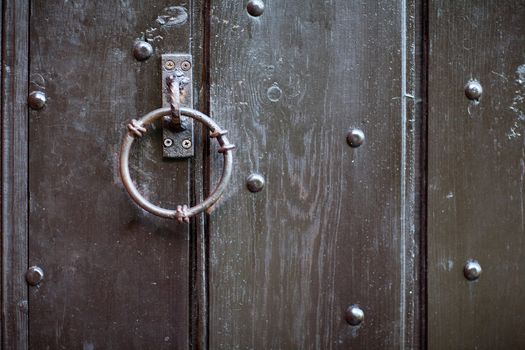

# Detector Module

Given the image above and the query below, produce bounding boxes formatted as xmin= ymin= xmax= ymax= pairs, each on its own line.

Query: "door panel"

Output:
xmin=428 ymin=1 xmax=525 ymax=349
xmin=208 ymin=1 xmax=419 ymax=348
xmin=28 ymin=1 xmax=194 ymax=348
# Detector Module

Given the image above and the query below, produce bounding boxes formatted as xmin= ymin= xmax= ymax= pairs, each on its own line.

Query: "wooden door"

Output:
xmin=1 ymin=1 xmax=523 ymax=349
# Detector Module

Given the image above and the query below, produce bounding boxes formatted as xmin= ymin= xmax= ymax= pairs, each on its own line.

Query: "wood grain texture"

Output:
xmin=428 ymin=1 xmax=525 ymax=349
xmin=208 ymin=1 xmax=419 ymax=348
xmin=1 ymin=0 xmax=29 ymax=349
xmin=28 ymin=1 xmax=194 ymax=348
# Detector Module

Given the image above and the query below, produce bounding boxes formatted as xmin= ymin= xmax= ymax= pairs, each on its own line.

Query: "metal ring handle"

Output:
xmin=120 ymin=107 xmax=235 ymax=223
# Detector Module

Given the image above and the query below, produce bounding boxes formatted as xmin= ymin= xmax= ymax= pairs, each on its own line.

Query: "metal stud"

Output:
xmin=345 ymin=305 xmax=364 ymax=326
xmin=247 ymin=0 xmax=265 ymax=17
xmin=465 ymin=80 xmax=483 ymax=101
xmin=346 ymin=128 xmax=365 ymax=148
xmin=246 ymin=173 xmax=265 ymax=193
xmin=132 ymin=40 xmax=154 ymax=61
xmin=464 ymin=260 xmax=482 ymax=281
xmin=27 ymin=91 xmax=47 ymax=110
xmin=25 ymin=266 xmax=44 ymax=286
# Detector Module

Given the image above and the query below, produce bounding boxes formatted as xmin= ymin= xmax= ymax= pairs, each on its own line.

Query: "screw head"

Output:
xmin=26 ymin=266 xmax=44 ymax=286
xmin=464 ymin=260 xmax=482 ymax=281
xmin=132 ymin=40 xmax=154 ymax=61
xmin=181 ymin=60 xmax=191 ymax=71
xmin=247 ymin=0 xmax=265 ymax=17
xmin=246 ymin=173 xmax=265 ymax=193
xmin=165 ymin=60 xmax=176 ymax=70
xmin=345 ymin=305 xmax=364 ymax=326
xmin=182 ymin=139 xmax=192 ymax=149
xmin=465 ymin=80 xmax=483 ymax=101
xmin=163 ymin=138 xmax=174 ymax=147
xmin=28 ymin=91 xmax=47 ymax=110
xmin=346 ymin=128 xmax=365 ymax=148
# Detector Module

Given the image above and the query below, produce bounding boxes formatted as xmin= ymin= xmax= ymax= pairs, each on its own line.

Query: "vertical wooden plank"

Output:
xmin=209 ymin=0 xmax=420 ymax=348
xmin=428 ymin=1 xmax=525 ymax=349
xmin=27 ymin=1 xmax=197 ymax=348
xmin=1 ymin=0 xmax=29 ymax=348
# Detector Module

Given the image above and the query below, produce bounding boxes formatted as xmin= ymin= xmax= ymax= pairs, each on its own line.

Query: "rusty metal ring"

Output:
xmin=119 ymin=107 xmax=234 ymax=223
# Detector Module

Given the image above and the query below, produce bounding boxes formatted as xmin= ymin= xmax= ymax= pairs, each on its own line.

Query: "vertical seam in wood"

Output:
xmin=421 ymin=0 xmax=429 ymax=348
xmin=400 ymin=0 xmax=408 ymax=348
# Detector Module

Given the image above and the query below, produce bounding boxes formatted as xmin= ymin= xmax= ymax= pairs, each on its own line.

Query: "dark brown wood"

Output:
xmin=428 ymin=1 xmax=525 ymax=349
xmin=189 ymin=0 xmax=210 ymax=348
xmin=27 ymin=1 xmax=197 ymax=348
xmin=1 ymin=0 xmax=30 ymax=348
xmin=208 ymin=1 xmax=420 ymax=348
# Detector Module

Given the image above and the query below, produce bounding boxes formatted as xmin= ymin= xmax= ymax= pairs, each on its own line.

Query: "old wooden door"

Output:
xmin=1 ymin=0 xmax=524 ymax=349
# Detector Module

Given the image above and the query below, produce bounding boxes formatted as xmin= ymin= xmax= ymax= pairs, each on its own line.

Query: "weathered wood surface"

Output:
xmin=208 ymin=1 xmax=420 ymax=348
xmin=428 ymin=1 xmax=525 ymax=349
xmin=28 ymin=1 xmax=194 ymax=348
xmin=1 ymin=1 xmax=29 ymax=349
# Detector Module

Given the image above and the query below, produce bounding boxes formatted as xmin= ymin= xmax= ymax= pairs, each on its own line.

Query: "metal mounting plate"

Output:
xmin=161 ymin=54 xmax=193 ymax=158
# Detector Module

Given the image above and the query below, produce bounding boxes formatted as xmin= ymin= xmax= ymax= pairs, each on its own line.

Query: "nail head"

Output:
xmin=465 ymin=80 xmax=483 ymax=101
xmin=26 ymin=266 xmax=44 ymax=286
xmin=28 ymin=91 xmax=47 ymax=110
xmin=464 ymin=260 xmax=482 ymax=281
xmin=345 ymin=305 xmax=364 ymax=326
xmin=247 ymin=0 xmax=265 ymax=17
xmin=246 ymin=173 xmax=265 ymax=193
xmin=132 ymin=40 xmax=154 ymax=61
xmin=346 ymin=128 xmax=365 ymax=148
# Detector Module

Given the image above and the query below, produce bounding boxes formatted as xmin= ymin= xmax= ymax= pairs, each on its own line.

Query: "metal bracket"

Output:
xmin=161 ymin=54 xmax=193 ymax=158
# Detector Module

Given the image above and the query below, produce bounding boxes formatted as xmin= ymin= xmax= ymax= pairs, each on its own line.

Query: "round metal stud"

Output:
xmin=465 ymin=80 xmax=483 ymax=101
xmin=346 ymin=128 xmax=365 ymax=148
xmin=25 ymin=266 xmax=44 ymax=286
xmin=246 ymin=173 xmax=265 ymax=193
xmin=345 ymin=305 xmax=364 ymax=326
xmin=464 ymin=260 xmax=482 ymax=281
xmin=27 ymin=91 xmax=47 ymax=110
xmin=132 ymin=40 xmax=154 ymax=61
xmin=247 ymin=0 xmax=265 ymax=17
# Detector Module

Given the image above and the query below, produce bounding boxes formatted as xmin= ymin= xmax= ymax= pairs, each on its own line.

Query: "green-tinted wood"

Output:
xmin=428 ymin=1 xmax=525 ymax=349
xmin=28 ymin=1 xmax=195 ymax=348
xmin=208 ymin=1 xmax=420 ymax=348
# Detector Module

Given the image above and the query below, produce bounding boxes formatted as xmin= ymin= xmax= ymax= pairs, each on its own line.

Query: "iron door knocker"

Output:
xmin=119 ymin=107 xmax=235 ymax=223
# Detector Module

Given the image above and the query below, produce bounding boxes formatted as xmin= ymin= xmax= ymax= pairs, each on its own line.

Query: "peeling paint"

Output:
xmin=139 ymin=6 xmax=188 ymax=44
xmin=156 ymin=6 xmax=188 ymax=27
xmin=507 ymin=64 xmax=525 ymax=139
